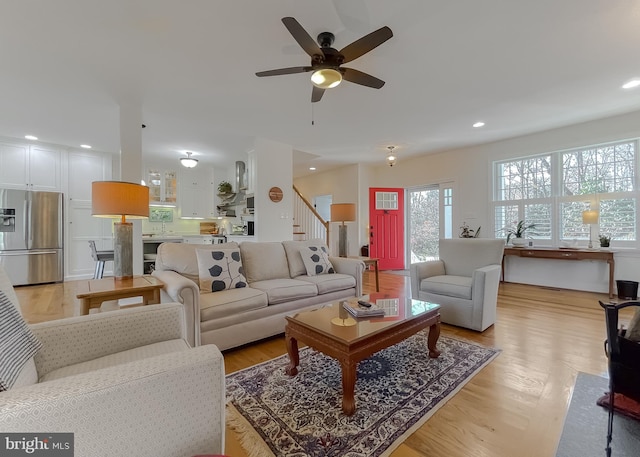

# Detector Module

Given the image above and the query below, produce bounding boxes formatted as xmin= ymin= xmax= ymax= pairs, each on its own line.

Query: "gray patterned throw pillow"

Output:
xmin=196 ymin=248 xmax=247 ymax=292
xmin=0 ymin=290 xmax=42 ymax=391
xmin=301 ymin=245 xmax=335 ymax=276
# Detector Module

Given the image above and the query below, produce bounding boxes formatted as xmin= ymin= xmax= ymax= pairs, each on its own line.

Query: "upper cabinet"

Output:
xmin=179 ymin=166 xmax=216 ymax=219
xmin=0 ymin=142 xmax=61 ymax=191
xmin=147 ymin=169 xmax=177 ymax=206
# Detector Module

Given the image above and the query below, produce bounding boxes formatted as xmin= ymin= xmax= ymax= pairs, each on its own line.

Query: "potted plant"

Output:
xmin=217 ymin=181 xmax=233 ymax=195
xmin=504 ymin=220 xmax=536 ymax=246
xmin=598 ymin=234 xmax=611 ymax=248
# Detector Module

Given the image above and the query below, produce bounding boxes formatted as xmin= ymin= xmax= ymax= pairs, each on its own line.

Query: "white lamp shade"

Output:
xmin=582 ymin=210 xmax=599 ymax=224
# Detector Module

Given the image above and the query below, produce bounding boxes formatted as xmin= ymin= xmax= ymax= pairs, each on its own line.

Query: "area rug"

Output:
xmin=555 ymin=372 xmax=640 ymax=457
xmin=226 ymin=333 xmax=500 ymax=457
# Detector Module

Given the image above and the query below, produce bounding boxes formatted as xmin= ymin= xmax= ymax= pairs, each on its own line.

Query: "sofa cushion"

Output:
xmin=420 ymin=275 xmax=473 ymax=300
xmin=196 ymin=248 xmax=247 ymax=292
xmin=296 ymin=273 xmax=355 ymax=295
xmin=40 ymin=339 xmax=189 ymax=382
xmin=0 ymin=290 xmax=42 ymax=391
xmin=283 ymin=239 xmax=329 ymax=278
xmin=240 ymin=242 xmax=291 ymax=283
xmin=155 ymin=241 xmax=239 ymax=283
xmin=300 ymin=245 xmax=335 ymax=276
xmin=199 ymin=287 xmax=268 ymax=321
xmin=250 ymin=278 xmax=318 ymax=305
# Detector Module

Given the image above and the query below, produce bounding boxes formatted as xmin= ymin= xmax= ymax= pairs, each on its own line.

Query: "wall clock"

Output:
xmin=268 ymin=186 xmax=283 ymax=202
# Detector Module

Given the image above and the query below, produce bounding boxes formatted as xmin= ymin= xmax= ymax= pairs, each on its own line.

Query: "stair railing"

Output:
xmin=293 ymin=185 xmax=329 ymax=245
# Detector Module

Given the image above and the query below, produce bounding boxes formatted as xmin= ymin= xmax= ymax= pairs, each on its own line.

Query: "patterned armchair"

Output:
xmin=0 ymin=266 xmax=225 ymax=457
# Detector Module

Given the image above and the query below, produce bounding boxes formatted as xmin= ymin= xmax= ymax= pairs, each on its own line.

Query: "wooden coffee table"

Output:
xmin=76 ymin=275 xmax=164 ymax=315
xmin=285 ymin=293 xmax=440 ymax=415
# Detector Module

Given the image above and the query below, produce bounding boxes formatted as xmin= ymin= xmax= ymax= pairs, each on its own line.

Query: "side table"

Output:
xmin=348 ymin=256 xmax=379 ymax=292
xmin=76 ymin=275 xmax=164 ymax=315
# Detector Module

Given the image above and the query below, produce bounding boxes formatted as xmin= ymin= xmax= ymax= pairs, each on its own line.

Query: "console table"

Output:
xmin=501 ymin=247 xmax=615 ymax=298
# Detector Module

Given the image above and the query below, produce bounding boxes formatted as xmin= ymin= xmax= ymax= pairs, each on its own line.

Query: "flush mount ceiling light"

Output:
xmin=310 ymin=68 xmax=342 ymax=89
xmin=180 ymin=152 xmax=198 ymax=168
xmin=25 ymin=135 xmax=38 ymax=140
xmin=622 ymin=79 xmax=640 ymax=89
xmin=80 ymin=144 xmax=92 ymax=149
xmin=386 ymin=146 xmax=397 ymax=167
xmin=473 ymin=121 xmax=485 ymax=128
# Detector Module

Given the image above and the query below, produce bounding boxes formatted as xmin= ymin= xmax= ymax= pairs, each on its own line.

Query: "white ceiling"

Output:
xmin=1 ymin=0 xmax=640 ymax=178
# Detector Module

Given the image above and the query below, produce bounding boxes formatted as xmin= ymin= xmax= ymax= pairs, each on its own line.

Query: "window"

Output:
xmin=493 ymin=140 xmax=637 ymax=246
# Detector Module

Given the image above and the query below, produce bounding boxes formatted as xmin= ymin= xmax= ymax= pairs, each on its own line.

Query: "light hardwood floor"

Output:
xmin=14 ymin=269 xmax=630 ymax=457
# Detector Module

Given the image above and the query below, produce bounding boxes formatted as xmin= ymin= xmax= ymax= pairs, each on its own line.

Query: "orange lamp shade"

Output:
xmin=330 ymin=203 xmax=356 ymax=222
xmin=92 ymin=181 xmax=149 ymax=221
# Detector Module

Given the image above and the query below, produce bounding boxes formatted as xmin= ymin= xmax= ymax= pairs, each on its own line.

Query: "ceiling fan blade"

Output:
xmin=256 ymin=66 xmax=312 ymax=77
xmin=311 ymin=86 xmax=325 ymax=103
xmin=341 ymin=68 xmax=385 ymax=89
xmin=282 ymin=17 xmax=323 ymax=58
xmin=339 ymin=26 xmax=393 ymax=63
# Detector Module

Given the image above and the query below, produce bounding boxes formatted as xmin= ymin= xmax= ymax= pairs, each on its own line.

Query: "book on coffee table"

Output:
xmin=343 ymin=300 xmax=385 ymax=318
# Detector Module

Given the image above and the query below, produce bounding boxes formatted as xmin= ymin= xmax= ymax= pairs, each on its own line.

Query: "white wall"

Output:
xmin=294 ymin=164 xmax=361 ymax=256
xmin=253 ymin=138 xmax=293 ymax=242
xmin=296 ymin=109 xmax=640 ymax=294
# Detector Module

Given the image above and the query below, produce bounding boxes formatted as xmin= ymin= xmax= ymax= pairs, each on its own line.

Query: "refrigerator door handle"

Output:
xmin=25 ymin=192 xmax=32 ymax=247
xmin=0 ymin=250 xmax=58 ymax=256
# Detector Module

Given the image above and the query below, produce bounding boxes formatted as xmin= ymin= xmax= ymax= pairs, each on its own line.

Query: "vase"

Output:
xmin=511 ymin=238 xmax=527 ymax=247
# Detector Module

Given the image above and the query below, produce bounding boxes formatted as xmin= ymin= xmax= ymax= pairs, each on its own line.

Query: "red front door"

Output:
xmin=369 ymin=187 xmax=405 ymax=270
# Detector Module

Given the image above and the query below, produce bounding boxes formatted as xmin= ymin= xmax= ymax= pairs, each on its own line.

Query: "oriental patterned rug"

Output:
xmin=226 ymin=333 xmax=500 ymax=457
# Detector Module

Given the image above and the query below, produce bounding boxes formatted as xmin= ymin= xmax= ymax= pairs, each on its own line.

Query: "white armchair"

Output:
xmin=0 ymin=266 xmax=225 ymax=457
xmin=410 ymin=238 xmax=505 ymax=331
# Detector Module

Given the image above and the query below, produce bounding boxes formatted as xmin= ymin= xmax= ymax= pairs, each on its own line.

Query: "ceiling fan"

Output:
xmin=256 ymin=17 xmax=393 ymax=103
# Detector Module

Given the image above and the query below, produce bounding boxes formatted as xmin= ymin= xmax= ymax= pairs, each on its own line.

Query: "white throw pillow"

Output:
xmin=196 ymin=248 xmax=248 ymax=293
xmin=301 ymin=245 xmax=335 ymax=276
xmin=0 ymin=290 xmax=42 ymax=391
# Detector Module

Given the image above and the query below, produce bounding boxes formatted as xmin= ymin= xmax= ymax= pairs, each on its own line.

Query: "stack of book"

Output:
xmin=342 ymin=301 xmax=385 ymax=318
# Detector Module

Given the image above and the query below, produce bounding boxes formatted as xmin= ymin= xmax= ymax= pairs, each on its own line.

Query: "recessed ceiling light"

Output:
xmin=309 ymin=167 xmax=316 ymax=171
xmin=80 ymin=144 xmax=92 ymax=149
xmin=622 ymin=79 xmax=640 ymax=89
xmin=25 ymin=135 xmax=38 ymax=140
xmin=472 ymin=122 xmax=485 ymax=128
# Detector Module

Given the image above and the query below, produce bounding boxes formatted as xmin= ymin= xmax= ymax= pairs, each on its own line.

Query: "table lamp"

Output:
xmin=331 ymin=203 xmax=356 ymax=257
xmin=92 ymin=181 xmax=149 ymax=279
xmin=582 ymin=209 xmax=599 ymax=249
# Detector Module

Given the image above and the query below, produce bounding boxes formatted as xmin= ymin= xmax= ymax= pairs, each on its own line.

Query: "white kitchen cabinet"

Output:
xmin=147 ymin=168 xmax=177 ymax=206
xmin=179 ymin=166 xmax=216 ymax=219
xmin=0 ymin=142 xmax=61 ymax=191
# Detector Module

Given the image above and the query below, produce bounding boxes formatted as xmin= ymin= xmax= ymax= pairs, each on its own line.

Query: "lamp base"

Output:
xmin=114 ymin=222 xmax=133 ymax=279
xmin=338 ymin=224 xmax=348 ymax=257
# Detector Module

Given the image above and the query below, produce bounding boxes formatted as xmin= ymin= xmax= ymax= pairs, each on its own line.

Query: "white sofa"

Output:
xmin=410 ymin=238 xmax=505 ymax=331
xmin=152 ymin=239 xmax=365 ymax=350
xmin=0 ymin=266 xmax=225 ymax=457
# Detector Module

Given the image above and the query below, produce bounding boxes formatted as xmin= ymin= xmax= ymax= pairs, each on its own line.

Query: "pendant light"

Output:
xmin=180 ymin=152 xmax=198 ymax=168
xmin=386 ymin=146 xmax=397 ymax=167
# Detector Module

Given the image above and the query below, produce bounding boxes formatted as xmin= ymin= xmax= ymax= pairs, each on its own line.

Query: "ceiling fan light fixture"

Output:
xmin=311 ymin=68 xmax=342 ymax=89
xmin=180 ymin=152 xmax=198 ymax=168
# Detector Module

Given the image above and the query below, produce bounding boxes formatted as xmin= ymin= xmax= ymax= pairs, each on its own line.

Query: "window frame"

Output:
xmin=492 ymin=139 xmax=638 ymax=248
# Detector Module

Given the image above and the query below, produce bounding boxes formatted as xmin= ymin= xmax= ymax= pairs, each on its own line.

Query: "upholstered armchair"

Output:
xmin=0 ymin=266 xmax=225 ymax=457
xmin=410 ymin=238 xmax=505 ymax=331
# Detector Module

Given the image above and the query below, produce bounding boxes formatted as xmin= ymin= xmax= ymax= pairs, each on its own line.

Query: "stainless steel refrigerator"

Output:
xmin=0 ymin=189 xmax=63 ymax=286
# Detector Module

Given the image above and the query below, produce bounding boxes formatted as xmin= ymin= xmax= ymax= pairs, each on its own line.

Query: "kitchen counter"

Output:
xmin=142 ymin=235 xmax=183 ymax=242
